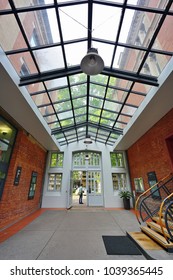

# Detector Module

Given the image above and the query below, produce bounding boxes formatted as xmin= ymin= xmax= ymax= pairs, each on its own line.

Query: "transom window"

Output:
xmin=73 ymin=151 xmax=101 ymax=167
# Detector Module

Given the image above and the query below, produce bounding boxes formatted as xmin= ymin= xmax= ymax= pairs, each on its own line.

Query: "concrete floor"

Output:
xmin=0 ymin=208 xmax=173 ymax=260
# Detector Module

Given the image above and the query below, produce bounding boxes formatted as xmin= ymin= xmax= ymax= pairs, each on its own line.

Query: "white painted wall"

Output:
xmin=41 ymin=140 xmax=132 ymax=208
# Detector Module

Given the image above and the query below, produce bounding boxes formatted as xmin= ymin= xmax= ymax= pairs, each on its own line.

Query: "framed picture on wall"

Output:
xmin=134 ymin=177 xmax=145 ymax=193
xmin=147 ymin=171 xmax=161 ymax=199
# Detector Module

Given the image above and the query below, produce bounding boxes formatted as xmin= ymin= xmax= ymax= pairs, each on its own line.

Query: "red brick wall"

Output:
xmin=0 ymin=130 xmax=47 ymax=230
xmin=127 ymin=109 xmax=173 ymax=192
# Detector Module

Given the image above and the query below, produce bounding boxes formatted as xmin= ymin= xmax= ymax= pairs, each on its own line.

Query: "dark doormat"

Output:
xmin=102 ymin=235 xmax=142 ymax=255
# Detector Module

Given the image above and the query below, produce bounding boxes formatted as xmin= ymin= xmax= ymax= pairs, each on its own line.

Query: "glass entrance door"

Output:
xmin=87 ymin=171 xmax=103 ymax=206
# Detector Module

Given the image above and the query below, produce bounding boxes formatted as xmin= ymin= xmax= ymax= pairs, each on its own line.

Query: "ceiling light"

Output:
xmin=84 ymin=135 xmax=93 ymax=144
xmin=80 ymin=48 xmax=104 ymax=76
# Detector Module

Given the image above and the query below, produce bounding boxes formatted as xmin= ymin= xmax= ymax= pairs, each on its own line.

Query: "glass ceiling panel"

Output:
xmin=113 ymin=47 xmax=145 ymax=72
xmin=75 ymin=115 xmax=86 ymax=123
xmin=27 ymin=83 xmax=45 ymax=94
xmin=49 ymin=122 xmax=60 ymax=130
xmin=89 ymin=107 xmax=101 ymax=116
xmin=60 ymin=119 xmax=74 ymax=127
xmin=13 ymin=0 xmax=54 ymax=8
xmin=0 ymin=1 xmax=11 ymax=10
xmin=73 ymin=97 xmax=86 ymax=108
xmin=128 ymin=0 xmax=169 ymax=7
xmin=59 ymin=4 xmax=88 ymax=41
xmin=100 ymin=118 xmax=114 ymax=127
xmin=90 ymin=74 xmax=108 ymax=85
xmin=0 ymin=14 xmax=27 ymax=51
xmin=65 ymin=41 xmax=87 ymax=67
xmin=0 ymin=0 xmax=172 ymax=146
xmin=18 ymin=9 xmax=60 ymax=47
xmin=31 ymin=93 xmax=50 ymax=107
xmin=126 ymin=93 xmax=145 ymax=107
xmin=106 ymin=88 xmax=128 ymax=103
xmin=33 ymin=46 xmax=64 ymax=72
xmin=8 ymin=52 xmax=38 ymax=76
xmin=92 ymin=4 xmax=121 ymax=41
xmin=71 ymin=84 xmax=87 ymax=98
xmin=69 ymin=73 xmax=87 ymax=84
xmin=132 ymin=83 xmax=151 ymax=94
xmin=104 ymin=100 xmax=122 ymax=111
xmin=111 ymin=78 xmax=133 ymax=90
xmin=90 ymin=84 xmax=106 ymax=98
xmin=39 ymin=105 xmax=54 ymax=116
xmin=119 ymin=10 xmax=160 ymax=46
xmin=58 ymin=110 xmax=73 ymax=120
xmin=101 ymin=110 xmax=118 ymax=120
xmin=54 ymin=101 xmax=72 ymax=112
xmin=140 ymin=53 xmax=171 ymax=77
xmin=92 ymin=41 xmax=114 ymax=67
xmin=75 ymin=107 xmax=86 ymax=116
xmin=121 ymin=105 xmax=136 ymax=116
xmin=88 ymin=115 xmax=100 ymax=123
xmin=45 ymin=77 xmax=68 ymax=89
xmin=89 ymin=97 xmax=103 ymax=108
xmin=49 ymin=88 xmax=70 ymax=102
xmin=152 ymin=16 xmax=173 ymax=52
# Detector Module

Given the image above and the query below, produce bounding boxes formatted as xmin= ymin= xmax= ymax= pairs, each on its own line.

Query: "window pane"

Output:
xmin=110 ymin=152 xmax=124 ymax=167
xmin=50 ymin=152 xmax=64 ymax=167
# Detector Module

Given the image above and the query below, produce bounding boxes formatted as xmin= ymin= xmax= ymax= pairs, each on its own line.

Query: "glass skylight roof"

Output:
xmin=0 ymin=0 xmax=173 ymax=146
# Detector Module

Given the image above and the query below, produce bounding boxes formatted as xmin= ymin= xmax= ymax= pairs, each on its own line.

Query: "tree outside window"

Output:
xmin=50 ymin=152 xmax=64 ymax=167
xmin=110 ymin=152 xmax=124 ymax=167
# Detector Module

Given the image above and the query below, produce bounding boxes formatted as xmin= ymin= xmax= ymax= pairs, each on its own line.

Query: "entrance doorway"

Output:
xmin=71 ymin=170 xmax=103 ymax=207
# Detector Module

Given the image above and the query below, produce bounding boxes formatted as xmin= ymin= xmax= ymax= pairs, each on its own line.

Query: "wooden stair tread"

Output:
xmin=152 ymin=216 xmax=173 ymax=229
xmin=141 ymin=226 xmax=173 ymax=248
xmin=146 ymin=221 xmax=170 ymax=237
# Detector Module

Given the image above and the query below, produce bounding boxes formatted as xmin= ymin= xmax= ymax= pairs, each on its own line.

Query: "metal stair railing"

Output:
xmin=135 ymin=173 xmax=173 ymax=224
xmin=159 ymin=193 xmax=173 ymax=243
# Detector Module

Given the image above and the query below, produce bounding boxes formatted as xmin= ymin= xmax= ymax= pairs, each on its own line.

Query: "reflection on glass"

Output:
xmin=8 ymin=52 xmax=38 ymax=76
xmin=134 ymin=177 xmax=145 ymax=193
xmin=33 ymin=46 xmax=64 ymax=72
xmin=0 ymin=15 xmax=27 ymax=51
xmin=71 ymin=84 xmax=87 ymax=98
xmin=19 ymin=9 xmax=60 ymax=47
xmin=31 ymin=93 xmax=50 ymax=107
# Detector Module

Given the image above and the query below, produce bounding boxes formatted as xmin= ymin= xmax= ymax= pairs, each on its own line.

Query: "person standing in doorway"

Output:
xmin=78 ymin=184 xmax=83 ymax=204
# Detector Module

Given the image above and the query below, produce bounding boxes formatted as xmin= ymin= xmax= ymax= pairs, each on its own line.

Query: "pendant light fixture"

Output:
xmin=80 ymin=48 xmax=104 ymax=76
xmin=84 ymin=135 xmax=93 ymax=144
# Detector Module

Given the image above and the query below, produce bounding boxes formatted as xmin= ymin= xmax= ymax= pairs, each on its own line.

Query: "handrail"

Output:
xmin=159 ymin=193 xmax=173 ymax=243
xmin=135 ymin=173 xmax=171 ymax=224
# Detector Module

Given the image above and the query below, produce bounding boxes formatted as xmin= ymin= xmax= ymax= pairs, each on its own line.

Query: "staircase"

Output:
xmin=134 ymin=173 xmax=173 ymax=253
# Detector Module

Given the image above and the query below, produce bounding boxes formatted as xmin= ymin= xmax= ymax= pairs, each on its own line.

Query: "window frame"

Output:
xmin=50 ymin=152 xmax=64 ymax=168
xmin=110 ymin=152 xmax=125 ymax=168
xmin=47 ymin=173 xmax=62 ymax=192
